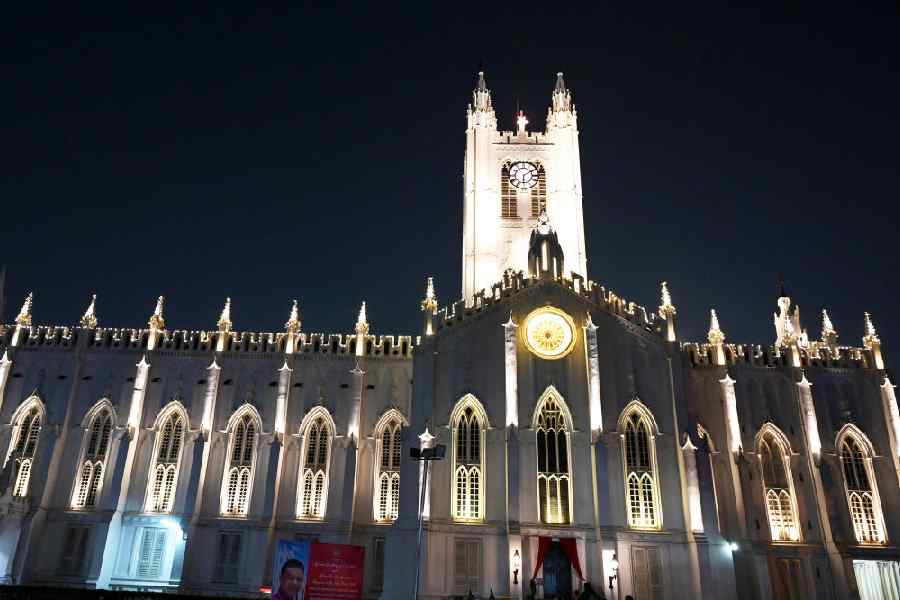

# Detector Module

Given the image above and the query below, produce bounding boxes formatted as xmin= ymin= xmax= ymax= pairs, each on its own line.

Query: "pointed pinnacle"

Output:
xmin=708 ymin=309 xmax=725 ymax=344
xmin=15 ymin=292 xmax=33 ymax=326
xmin=285 ymin=299 xmax=300 ymax=332
xmin=81 ymin=294 xmax=98 ymax=328
xmin=148 ymin=295 xmax=165 ymax=330
xmin=356 ymin=301 xmax=369 ymax=335
xmin=218 ymin=297 xmax=232 ymax=332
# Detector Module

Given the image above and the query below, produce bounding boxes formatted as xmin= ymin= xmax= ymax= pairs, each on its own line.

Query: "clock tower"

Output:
xmin=461 ymin=71 xmax=587 ymax=303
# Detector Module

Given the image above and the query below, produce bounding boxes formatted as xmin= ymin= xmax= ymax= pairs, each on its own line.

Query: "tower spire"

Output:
xmin=548 ymin=71 xmax=573 ymax=122
xmin=147 ymin=295 xmax=165 ymax=351
xmin=80 ymin=294 xmax=98 ymax=329
xmin=355 ymin=301 xmax=369 ymax=357
xmin=708 ymin=309 xmax=725 ymax=345
xmin=421 ymin=277 xmax=438 ymax=336
xmin=821 ymin=308 xmax=839 ymax=353
xmin=863 ymin=312 xmax=885 ymax=370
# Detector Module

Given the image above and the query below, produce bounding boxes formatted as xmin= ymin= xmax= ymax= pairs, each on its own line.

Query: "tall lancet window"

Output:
xmin=501 ymin=163 xmax=517 ymax=218
xmin=758 ymin=426 xmax=800 ymax=541
xmin=451 ymin=395 xmax=487 ymax=521
xmin=6 ymin=398 xmax=43 ymax=498
xmin=620 ymin=402 xmax=662 ymax=530
xmin=72 ymin=403 xmax=114 ymax=508
xmin=535 ymin=390 xmax=572 ymax=524
xmin=221 ymin=408 xmax=259 ymax=516
xmin=530 ymin=165 xmax=547 ymax=217
xmin=373 ymin=410 xmax=404 ymax=522
xmin=298 ymin=409 xmax=332 ymax=519
xmin=838 ymin=427 xmax=886 ymax=544
xmin=146 ymin=406 xmax=186 ymax=513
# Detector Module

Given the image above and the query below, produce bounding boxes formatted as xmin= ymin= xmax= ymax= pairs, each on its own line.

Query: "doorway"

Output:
xmin=542 ymin=541 xmax=573 ymax=598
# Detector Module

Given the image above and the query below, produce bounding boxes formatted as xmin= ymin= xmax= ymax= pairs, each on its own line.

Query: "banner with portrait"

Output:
xmin=272 ymin=539 xmax=311 ymax=600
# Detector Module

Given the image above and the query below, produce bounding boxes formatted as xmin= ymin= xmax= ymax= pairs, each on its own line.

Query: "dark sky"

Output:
xmin=2 ymin=5 xmax=898 ymax=352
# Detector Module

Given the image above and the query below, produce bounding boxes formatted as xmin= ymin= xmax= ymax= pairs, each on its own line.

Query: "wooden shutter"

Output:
xmin=648 ymin=547 xmax=664 ymax=598
xmin=136 ymin=528 xmax=166 ymax=579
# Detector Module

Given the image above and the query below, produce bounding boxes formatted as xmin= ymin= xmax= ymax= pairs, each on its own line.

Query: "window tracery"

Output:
xmin=221 ymin=408 xmax=259 ymax=516
xmin=373 ymin=411 xmax=403 ymax=522
xmin=146 ymin=407 xmax=186 ymax=513
xmin=298 ymin=411 xmax=332 ymax=519
xmin=839 ymin=427 xmax=885 ymax=544
xmin=452 ymin=396 xmax=486 ymax=521
xmin=758 ymin=426 xmax=800 ymax=542
xmin=620 ymin=402 xmax=661 ymax=530
xmin=6 ymin=398 xmax=43 ymax=498
xmin=535 ymin=392 xmax=572 ymax=524
xmin=72 ymin=404 xmax=114 ymax=508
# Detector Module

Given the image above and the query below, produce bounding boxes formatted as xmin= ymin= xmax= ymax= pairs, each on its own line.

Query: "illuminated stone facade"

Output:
xmin=1 ymin=73 xmax=899 ymax=600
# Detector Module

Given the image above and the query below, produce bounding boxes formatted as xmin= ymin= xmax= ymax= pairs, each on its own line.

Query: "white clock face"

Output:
xmin=523 ymin=307 xmax=577 ymax=360
xmin=508 ymin=161 xmax=539 ymax=190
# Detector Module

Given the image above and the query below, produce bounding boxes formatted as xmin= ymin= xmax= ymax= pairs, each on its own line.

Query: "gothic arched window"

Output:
xmin=501 ymin=163 xmax=517 ymax=218
xmin=221 ymin=408 xmax=259 ymax=516
xmin=838 ymin=427 xmax=885 ymax=544
xmin=452 ymin=396 xmax=487 ymax=521
xmin=146 ymin=406 xmax=186 ymax=513
xmin=758 ymin=426 xmax=800 ymax=541
xmin=620 ymin=402 xmax=661 ymax=530
xmin=297 ymin=411 xmax=332 ymax=519
xmin=535 ymin=390 xmax=572 ymax=524
xmin=6 ymin=398 xmax=43 ymax=498
xmin=72 ymin=403 xmax=114 ymax=509
xmin=373 ymin=411 xmax=404 ymax=522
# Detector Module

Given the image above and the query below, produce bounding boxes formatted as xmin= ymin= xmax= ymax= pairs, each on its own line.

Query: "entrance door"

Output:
xmin=542 ymin=541 xmax=572 ymax=599
xmin=632 ymin=546 xmax=665 ymax=600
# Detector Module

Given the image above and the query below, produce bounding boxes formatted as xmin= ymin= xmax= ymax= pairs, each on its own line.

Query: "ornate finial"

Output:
xmin=15 ymin=292 xmax=33 ymax=326
xmin=863 ymin=312 xmax=880 ymax=346
xmin=148 ymin=295 xmax=165 ymax=330
xmin=356 ymin=301 xmax=369 ymax=335
xmin=80 ymin=294 xmax=98 ymax=328
xmin=217 ymin=297 xmax=232 ymax=333
xmin=777 ymin=273 xmax=788 ymax=299
xmin=285 ymin=299 xmax=301 ymax=333
xmin=659 ymin=281 xmax=676 ymax=316
xmin=555 ymin=71 xmax=566 ymax=92
xmin=516 ymin=110 xmax=528 ymax=133
xmin=822 ymin=309 xmax=836 ymax=337
xmin=708 ymin=309 xmax=725 ymax=345
xmin=421 ymin=277 xmax=437 ymax=312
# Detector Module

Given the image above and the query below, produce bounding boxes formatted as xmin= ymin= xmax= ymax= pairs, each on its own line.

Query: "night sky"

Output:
xmin=2 ymin=6 xmax=898 ymax=352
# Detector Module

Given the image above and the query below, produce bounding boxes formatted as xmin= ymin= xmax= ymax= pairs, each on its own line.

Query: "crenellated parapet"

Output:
xmin=682 ymin=340 xmax=872 ymax=370
xmin=432 ymin=269 xmax=666 ymax=337
xmin=0 ymin=323 xmax=416 ymax=359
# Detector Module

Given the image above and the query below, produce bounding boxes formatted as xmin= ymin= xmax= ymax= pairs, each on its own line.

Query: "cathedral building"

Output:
xmin=1 ymin=72 xmax=898 ymax=600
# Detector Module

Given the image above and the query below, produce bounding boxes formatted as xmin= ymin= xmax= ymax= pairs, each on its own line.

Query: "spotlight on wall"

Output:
xmin=512 ymin=549 xmax=520 ymax=585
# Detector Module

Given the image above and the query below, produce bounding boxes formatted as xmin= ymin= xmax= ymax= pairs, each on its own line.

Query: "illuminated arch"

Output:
xmin=220 ymin=404 xmax=263 ymax=516
xmin=450 ymin=394 xmax=488 ymax=521
xmin=618 ymin=399 xmax=662 ymax=530
xmin=145 ymin=401 xmax=189 ymax=513
xmin=836 ymin=424 xmax=886 ymax=544
xmin=5 ymin=395 xmax=45 ymax=498
xmin=373 ymin=408 xmax=407 ymax=522
xmin=71 ymin=398 xmax=117 ymax=509
xmin=755 ymin=423 xmax=801 ymax=542
xmin=532 ymin=386 xmax=574 ymax=524
xmin=297 ymin=406 xmax=334 ymax=519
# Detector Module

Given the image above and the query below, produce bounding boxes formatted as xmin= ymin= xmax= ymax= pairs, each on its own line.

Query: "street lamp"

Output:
xmin=410 ymin=444 xmax=446 ymax=599
xmin=512 ymin=549 xmax=520 ymax=585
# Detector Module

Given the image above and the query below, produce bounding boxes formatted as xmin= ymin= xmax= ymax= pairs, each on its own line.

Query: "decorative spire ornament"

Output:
xmin=863 ymin=312 xmax=885 ymax=370
xmin=283 ymin=300 xmax=301 ymax=354
xmin=708 ymin=309 xmax=725 ymax=345
xmin=356 ymin=301 xmax=369 ymax=336
xmin=821 ymin=308 xmax=839 ymax=351
xmin=285 ymin=300 xmax=301 ymax=334
xmin=148 ymin=295 xmax=165 ymax=330
xmin=421 ymin=277 xmax=437 ymax=336
xmin=659 ymin=281 xmax=675 ymax=316
xmin=217 ymin=297 xmax=232 ymax=333
xmin=15 ymin=292 xmax=33 ymax=327
xmin=80 ymin=294 xmax=98 ymax=329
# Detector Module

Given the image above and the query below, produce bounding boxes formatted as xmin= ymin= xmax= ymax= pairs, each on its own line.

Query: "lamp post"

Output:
xmin=512 ymin=549 xmax=520 ymax=585
xmin=410 ymin=444 xmax=446 ymax=600
xmin=608 ymin=553 xmax=619 ymax=596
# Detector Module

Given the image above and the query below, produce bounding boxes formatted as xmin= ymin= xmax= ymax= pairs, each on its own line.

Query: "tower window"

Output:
xmin=297 ymin=411 xmax=332 ymax=519
xmin=535 ymin=392 xmax=572 ymax=524
xmin=72 ymin=404 xmax=114 ymax=509
xmin=451 ymin=396 xmax=486 ymax=521
xmin=758 ymin=426 xmax=800 ymax=542
xmin=221 ymin=409 xmax=259 ymax=517
xmin=621 ymin=402 xmax=661 ymax=530
xmin=7 ymin=398 xmax=43 ymax=498
xmin=374 ymin=411 xmax=403 ymax=522
xmin=146 ymin=408 xmax=186 ymax=513
xmin=839 ymin=428 xmax=885 ymax=544
xmin=501 ymin=163 xmax=517 ymax=218
xmin=531 ymin=164 xmax=547 ymax=217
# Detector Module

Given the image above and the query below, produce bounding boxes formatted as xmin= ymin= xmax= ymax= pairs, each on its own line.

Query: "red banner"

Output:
xmin=305 ymin=542 xmax=365 ymax=600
